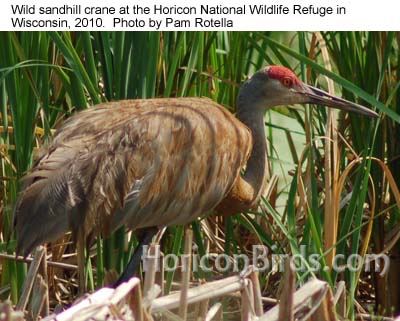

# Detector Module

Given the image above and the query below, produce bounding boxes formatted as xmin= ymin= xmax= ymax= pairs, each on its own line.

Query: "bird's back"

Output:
xmin=14 ymin=98 xmax=252 ymax=256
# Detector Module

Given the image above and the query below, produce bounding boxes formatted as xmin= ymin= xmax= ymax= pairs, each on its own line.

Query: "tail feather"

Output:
xmin=14 ymin=146 xmax=82 ymax=257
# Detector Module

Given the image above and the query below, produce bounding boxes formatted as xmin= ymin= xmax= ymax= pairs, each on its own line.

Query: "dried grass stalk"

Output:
xmin=39 ymin=247 xmax=49 ymax=317
xmin=250 ymin=269 xmax=263 ymax=317
xmin=129 ymin=279 xmax=144 ymax=321
xmin=0 ymin=253 xmax=77 ymax=270
xmin=241 ymin=279 xmax=253 ymax=320
xmin=197 ymin=292 xmax=209 ymax=320
xmin=259 ymin=278 xmax=329 ymax=321
xmin=29 ymin=275 xmax=48 ymax=321
xmin=151 ymin=271 xmax=251 ymax=313
xmin=178 ymin=229 xmax=193 ymax=320
xmin=46 ymin=277 xmax=140 ymax=321
xmin=16 ymin=246 xmax=46 ymax=311
xmin=278 ymin=258 xmax=295 ymax=321
xmin=143 ymin=244 xmax=159 ymax=296
xmin=205 ymin=303 xmax=223 ymax=321
xmin=333 ymin=281 xmax=346 ymax=318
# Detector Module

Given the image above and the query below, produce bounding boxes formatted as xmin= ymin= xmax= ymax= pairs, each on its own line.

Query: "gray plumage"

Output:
xmin=14 ymin=66 xmax=377 ymax=258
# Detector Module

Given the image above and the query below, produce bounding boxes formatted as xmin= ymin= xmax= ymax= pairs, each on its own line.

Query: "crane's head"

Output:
xmin=237 ymin=66 xmax=378 ymax=118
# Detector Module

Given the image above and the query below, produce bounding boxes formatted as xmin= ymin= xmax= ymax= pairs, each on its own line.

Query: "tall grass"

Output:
xmin=0 ymin=31 xmax=399 ymax=319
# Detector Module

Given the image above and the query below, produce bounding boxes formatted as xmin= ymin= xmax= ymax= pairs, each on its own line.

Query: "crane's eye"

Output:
xmin=281 ymin=77 xmax=293 ymax=88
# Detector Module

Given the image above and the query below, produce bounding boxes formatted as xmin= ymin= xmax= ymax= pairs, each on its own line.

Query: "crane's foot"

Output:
xmin=113 ymin=227 xmax=158 ymax=287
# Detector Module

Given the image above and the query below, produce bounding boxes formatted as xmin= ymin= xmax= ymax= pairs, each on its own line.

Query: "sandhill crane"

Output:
xmin=13 ymin=66 xmax=378 ymax=286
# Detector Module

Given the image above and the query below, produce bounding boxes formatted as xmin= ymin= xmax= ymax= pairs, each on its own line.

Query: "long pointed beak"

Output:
xmin=302 ymin=84 xmax=379 ymax=118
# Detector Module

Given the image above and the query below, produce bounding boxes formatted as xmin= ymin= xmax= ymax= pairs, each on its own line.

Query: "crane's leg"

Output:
xmin=114 ymin=227 xmax=158 ymax=287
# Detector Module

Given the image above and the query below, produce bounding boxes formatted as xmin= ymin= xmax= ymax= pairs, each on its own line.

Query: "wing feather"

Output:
xmin=14 ymin=98 xmax=252 ymax=255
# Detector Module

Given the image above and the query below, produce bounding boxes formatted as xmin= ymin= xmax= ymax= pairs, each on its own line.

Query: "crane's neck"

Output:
xmin=236 ymin=102 xmax=268 ymax=207
xmin=214 ymin=90 xmax=269 ymax=216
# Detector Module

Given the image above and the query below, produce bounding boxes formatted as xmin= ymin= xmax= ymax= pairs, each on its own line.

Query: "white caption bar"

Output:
xmin=1 ymin=0 xmax=399 ymax=31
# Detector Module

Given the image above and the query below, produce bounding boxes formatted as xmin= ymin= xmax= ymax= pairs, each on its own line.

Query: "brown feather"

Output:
xmin=14 ymin=98 xmax=252 ymax=256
